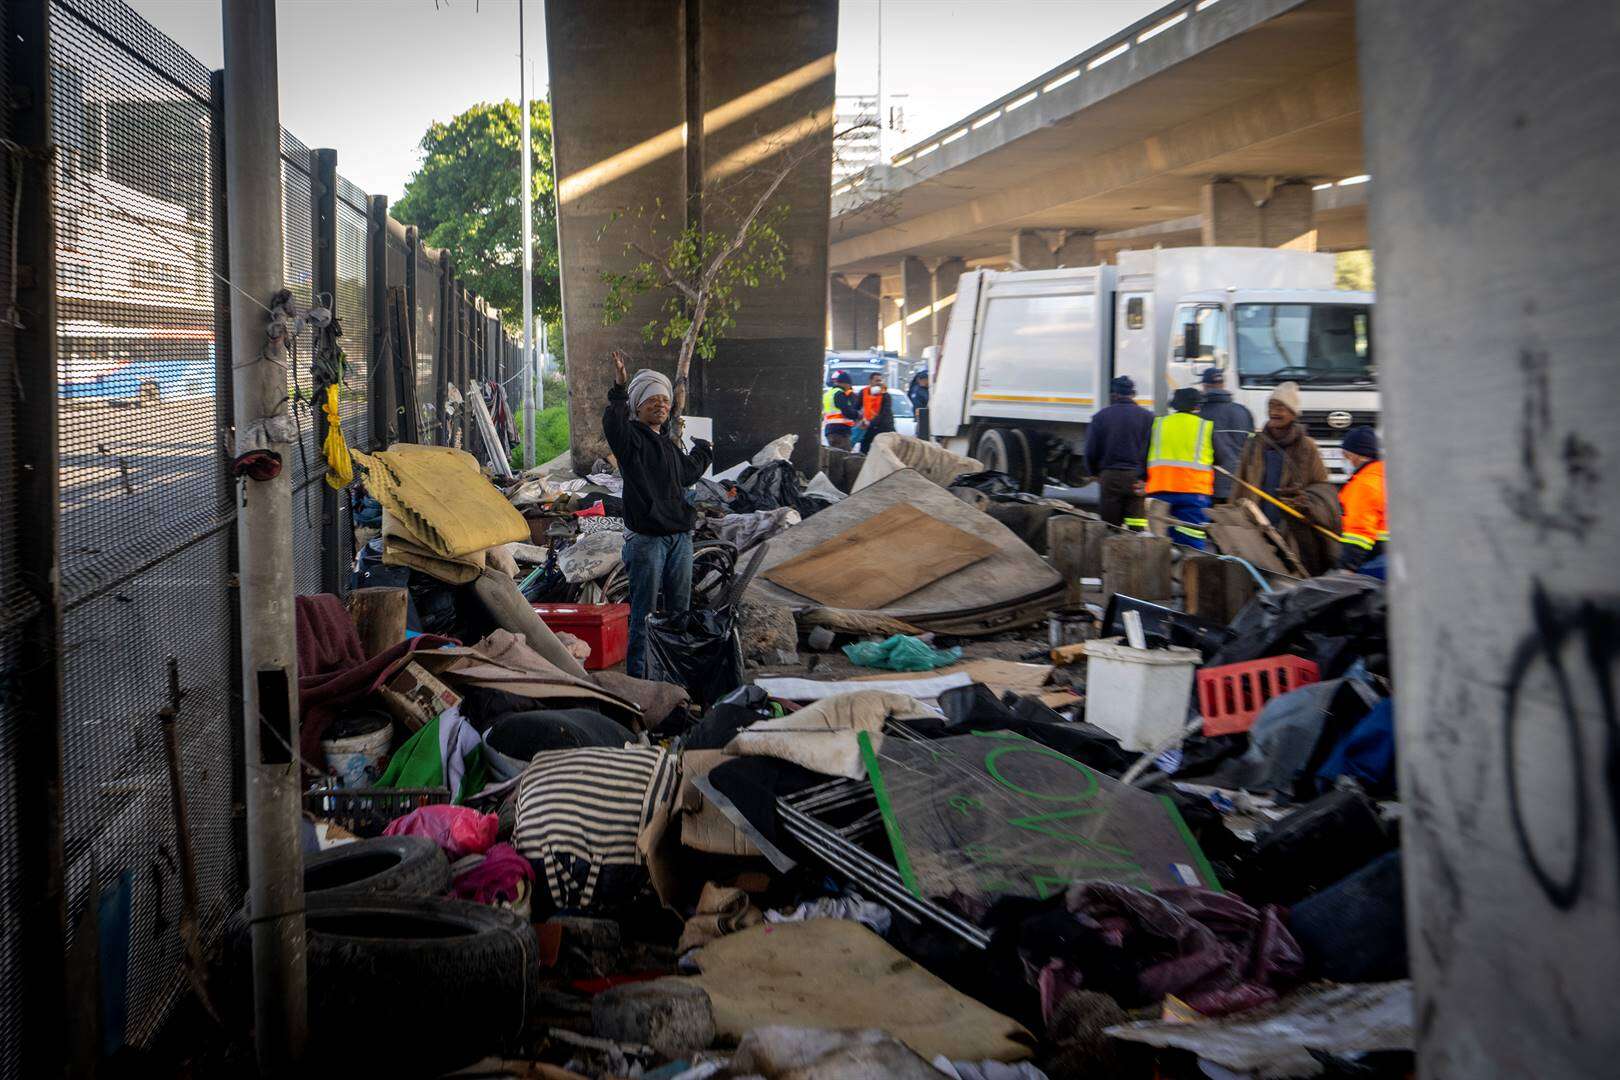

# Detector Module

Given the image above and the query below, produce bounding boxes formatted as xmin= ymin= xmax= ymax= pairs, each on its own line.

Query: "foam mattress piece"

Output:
xmin=689 ymin=919 xmax=1034 ymax=1062
xmin=751 ymin=468 xmax=1062 ymax=620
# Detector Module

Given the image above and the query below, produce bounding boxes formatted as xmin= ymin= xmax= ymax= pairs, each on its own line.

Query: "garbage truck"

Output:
xmin=926 ymin=247 xmax=1376 ymax=490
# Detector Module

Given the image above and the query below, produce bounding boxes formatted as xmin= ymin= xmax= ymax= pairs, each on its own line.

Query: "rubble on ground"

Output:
xmin=261 ymin=427 xmax=1408 ymax=1078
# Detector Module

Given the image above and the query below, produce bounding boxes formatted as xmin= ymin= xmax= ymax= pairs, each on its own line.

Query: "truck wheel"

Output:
xmin=973 ymin=427 xmax=1034 ymax=492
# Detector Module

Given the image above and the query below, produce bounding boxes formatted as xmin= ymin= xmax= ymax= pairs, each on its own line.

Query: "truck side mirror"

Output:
xmin=1181 ymin=321 xmax=1200 ymax=360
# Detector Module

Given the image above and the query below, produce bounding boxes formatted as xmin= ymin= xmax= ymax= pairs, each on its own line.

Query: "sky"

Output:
xmin=127 ymin=0 xmax=1164 ymax=203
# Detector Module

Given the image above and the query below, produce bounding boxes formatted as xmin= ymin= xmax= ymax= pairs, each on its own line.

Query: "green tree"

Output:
xmin=395 ymin=100 xmax=559 ymax=332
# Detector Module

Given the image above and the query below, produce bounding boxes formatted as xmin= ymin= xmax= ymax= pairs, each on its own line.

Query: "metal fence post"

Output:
xmin=312 ymin=148 xmax=342 ymax=596
xmin=222 ymin=0 xmax=309 ymax=1065
xmin=209 ymin=66 xmax=249 ymax=902
xmin=436 ymin=252 xmax=450 ymax=445
xmin=9 ymin=0 xmax=69 ymax=1073
xmin=367 ymin=195 xmax=394 ymax=449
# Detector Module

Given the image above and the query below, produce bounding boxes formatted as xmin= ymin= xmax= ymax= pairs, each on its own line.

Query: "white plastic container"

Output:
xmin=1083 ymin=636 xmax=1200 ymax=752
xmin=321 ymin=720 xmax=393 ymax=789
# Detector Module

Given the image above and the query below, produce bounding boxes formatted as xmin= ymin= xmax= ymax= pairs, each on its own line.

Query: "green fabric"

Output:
xmin=376 ymin=718 xmax=488 ymax=804
xmin=455 ymin=745 xmax=487 ymax=804
xmin=842 ymin=634 xmax=962 ymax=673
xmin=377 ymin=716 xmax=444 ymax=789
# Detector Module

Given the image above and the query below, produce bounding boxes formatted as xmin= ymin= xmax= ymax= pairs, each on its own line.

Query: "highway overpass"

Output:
xmin=826 ymin=0 xmax=1371 ymax=355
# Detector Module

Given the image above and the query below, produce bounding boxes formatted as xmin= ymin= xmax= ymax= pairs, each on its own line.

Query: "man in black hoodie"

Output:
xmin=1084 ymin=375 xmax=1153 ymax=528
xmin=1197 ymin=368 xmax=1254 ymax=501
xmin=603 ymin=351 xmax=713 ymax=677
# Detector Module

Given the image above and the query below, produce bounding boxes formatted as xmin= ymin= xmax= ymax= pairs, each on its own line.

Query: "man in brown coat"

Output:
xmin=1234 ymin=382 xmax=1340 ymax=573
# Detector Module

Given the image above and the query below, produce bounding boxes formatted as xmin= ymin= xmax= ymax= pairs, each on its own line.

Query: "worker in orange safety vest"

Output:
xmin=1337 ymin=426 xmax=1387 ymax=573
xmin=856 ymin=371 xmax=894 ymax=453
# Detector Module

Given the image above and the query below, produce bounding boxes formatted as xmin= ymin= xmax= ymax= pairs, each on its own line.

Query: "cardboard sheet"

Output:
xmin=763 ymin=503 xmax=995 ymax=607
xmin=751 ymin=469 xmax=1062 ymax=624
xmin=690 ymin=919 xmax=1034 ymax=1062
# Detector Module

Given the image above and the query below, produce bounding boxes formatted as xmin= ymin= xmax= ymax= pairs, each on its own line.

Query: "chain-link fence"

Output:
xmin=0 ymin=0 xmax=524 ymax=1071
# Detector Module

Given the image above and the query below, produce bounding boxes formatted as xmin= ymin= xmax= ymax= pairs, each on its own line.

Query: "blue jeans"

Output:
xmin=1155 ymin=491 xmax=1211 ymax=550
xmin=622 ymin=530 xmax=693 ymax=678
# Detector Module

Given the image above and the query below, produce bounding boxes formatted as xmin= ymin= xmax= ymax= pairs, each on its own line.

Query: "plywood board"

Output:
xmin=762 ymin=503 xmax=996 ymax=608
xmin=750 ymin=469 xmax=1063 ymax=620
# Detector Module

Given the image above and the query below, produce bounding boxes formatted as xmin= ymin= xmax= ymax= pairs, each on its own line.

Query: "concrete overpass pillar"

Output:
xmin=1012 ymin=229 xmax=1097 ymax=269
xmin=931 ymin=257 xmax=965 ymax=349
xmin=547 ymin=0 xmax=837 ymax=473
xmin=1200 ymin=179 xmax=1317 ymax=250
xmin=901 ymin=255 xmax=933 ymax=358
xmin=828 ymin=273 xmax=879 ymax=350
xmin=880 ymin=293 xmax=904 ymax=354
xmin=1359 ymin=1 xmax=1620 ymax=1077
xmin=1011 ymin=229 xmax=1055 ymax=270
xmin=1054 ymin=231 xmax=1096 ymax=266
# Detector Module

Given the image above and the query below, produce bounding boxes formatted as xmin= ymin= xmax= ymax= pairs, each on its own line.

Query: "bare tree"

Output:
xmin=598 ymin=110 xmax=874 ymax=432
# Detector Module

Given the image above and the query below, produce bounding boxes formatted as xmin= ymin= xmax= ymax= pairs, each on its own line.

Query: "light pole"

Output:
xmin=519 ymin=0 xmax=536 ymax=470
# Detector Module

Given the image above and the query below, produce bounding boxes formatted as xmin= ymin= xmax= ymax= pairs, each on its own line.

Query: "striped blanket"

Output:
xmin=513 ymin=745 xmax=678 ymax=912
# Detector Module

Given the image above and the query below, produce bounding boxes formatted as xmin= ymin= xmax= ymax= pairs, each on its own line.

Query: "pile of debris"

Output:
xmin=254 ymin=427 xmax=1407 ymax=1079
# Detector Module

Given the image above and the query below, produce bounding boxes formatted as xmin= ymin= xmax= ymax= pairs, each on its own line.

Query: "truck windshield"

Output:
xmin=1234 ymin=303 xmax=1374 ymax=386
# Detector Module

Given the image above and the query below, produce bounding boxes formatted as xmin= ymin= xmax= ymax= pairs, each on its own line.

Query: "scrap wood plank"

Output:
xmin=1205 ymin=521 xmax=1289 ymax=574
xmin=763 ymin=504 xmax=996 ymax=608
xmin=849 ymin=658 xmax=1053 ymax=692
xmin=1240 ymin=500 xmax=1310 ymax=576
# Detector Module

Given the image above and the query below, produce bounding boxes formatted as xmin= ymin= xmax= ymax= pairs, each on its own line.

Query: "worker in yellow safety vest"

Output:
xmin=1337 ymin=425 xmax=1388 ymax=577
xmin=821 ymin=370 xmax=860 ymax=451
xmin=1145 ymin=387 xmax=1215 ymax=549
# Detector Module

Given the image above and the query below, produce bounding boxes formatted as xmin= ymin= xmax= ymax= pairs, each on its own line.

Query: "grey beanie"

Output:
xmin=628 ymin=368 xmax=673 ymax=413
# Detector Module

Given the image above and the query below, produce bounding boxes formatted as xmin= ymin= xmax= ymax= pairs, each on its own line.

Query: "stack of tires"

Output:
xmin=290 ymin=837 xmax=540 ymax=1074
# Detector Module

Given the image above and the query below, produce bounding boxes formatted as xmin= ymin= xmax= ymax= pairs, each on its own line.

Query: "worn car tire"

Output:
xmin=305 ymin=896 xmax=540 ymax=1074
xmin=303 ymin=834 xmax=450 ymax=901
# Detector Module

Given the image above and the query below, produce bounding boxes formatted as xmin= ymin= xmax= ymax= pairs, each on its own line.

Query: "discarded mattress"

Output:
xmin=750 ymin=468 xmax=1063 ymax=634
xmin=853 ymin=432 xmax=981 ymax=493
xmin=689 ymin=919 xmax=1034 ymax=1062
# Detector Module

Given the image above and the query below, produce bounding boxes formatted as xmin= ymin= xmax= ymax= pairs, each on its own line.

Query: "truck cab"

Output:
xmin=1165 ymin=288 xmax=1376 ymax=478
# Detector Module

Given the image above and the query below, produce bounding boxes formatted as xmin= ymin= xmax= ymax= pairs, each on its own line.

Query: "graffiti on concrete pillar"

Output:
xmin=1502 ymin=582 xmax=1620 ymax=910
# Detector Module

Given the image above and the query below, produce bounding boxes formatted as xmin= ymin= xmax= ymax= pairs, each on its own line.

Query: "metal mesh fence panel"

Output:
xmin=280 ymin=132 xmax=323 ymax=596
xmin=0 ymin=0 xmax=24 ymax=1072
xmin=333 ymin=179 xmax=369 ymax=581
xmin=414 ymin=251 xmax=440 ymax=441
xmin=46 ymin=0 xmax=237 ymax=1052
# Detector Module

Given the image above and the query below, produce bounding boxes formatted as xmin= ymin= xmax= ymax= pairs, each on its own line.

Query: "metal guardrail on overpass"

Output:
xmin=838 ymin=0 xmax=1234 ymax=194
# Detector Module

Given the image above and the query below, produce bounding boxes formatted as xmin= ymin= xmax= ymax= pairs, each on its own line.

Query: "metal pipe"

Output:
xmin=519 ymin=0 xmax=536 ymax=469
xmin=221 ymin=0 xmax=309 ymax=1068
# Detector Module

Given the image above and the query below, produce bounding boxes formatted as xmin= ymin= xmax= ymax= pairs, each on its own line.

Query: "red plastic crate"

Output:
xmin=1198 ymin=655 xmax=1321 ymax=736
xmin=532 ymin=602 xmax=630 ymax=671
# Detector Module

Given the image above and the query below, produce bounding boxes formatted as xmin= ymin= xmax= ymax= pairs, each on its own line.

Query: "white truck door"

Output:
xmin=1166 ymin=302 xmax=1228 ymax=396
xmin=1112 ymin=292 xmax=1156 ymax=408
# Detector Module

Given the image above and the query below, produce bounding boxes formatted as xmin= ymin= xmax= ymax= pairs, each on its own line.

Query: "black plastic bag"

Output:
xmin=1208 ymin=575 xmax=1386 ymax=677
xmin=645 ymin=607 xmax=744 ymax=707
xmin=731 ymin=460 xmax=832 ymax=518
xmin=948 ymin=470 xmax=1020 ymax=496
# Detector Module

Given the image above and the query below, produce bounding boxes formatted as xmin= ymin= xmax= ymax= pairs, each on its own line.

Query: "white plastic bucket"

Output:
xmin=321 ymin=720 xmax=393 ymax=789
xmin=1084 ymin=636 xmax=1200 ymax=752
